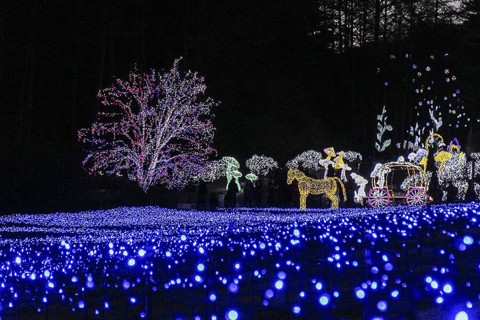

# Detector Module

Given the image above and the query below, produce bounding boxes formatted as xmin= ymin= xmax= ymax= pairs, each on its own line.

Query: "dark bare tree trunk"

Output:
xmin=384 ymin=0 xmax=389 ymax=44
xmin=410 ymin=0 xmax=415 ymax=35
xmin=71 ymin=2 xmax=80 ymax=139
xmin=19 ymin=0 xmax=38 ymax=142
xmin=95 ymin=2 xmax=108 ymax=97
xmin=108 ymin=4 xmax=115 ymax=78
xmin=375 ymin=0 xmax=381 ymax=43
xmin=0 ymin=1 xmax=4 ymax=92
xmin=138 ymin=1 xmax=146 ymax=72
xmin=338 ymin=0 xmax=343 ymax=51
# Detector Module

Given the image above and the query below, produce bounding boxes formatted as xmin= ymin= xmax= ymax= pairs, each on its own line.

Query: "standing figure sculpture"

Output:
xmin=286 ymin=168 xmax=346 ymax=209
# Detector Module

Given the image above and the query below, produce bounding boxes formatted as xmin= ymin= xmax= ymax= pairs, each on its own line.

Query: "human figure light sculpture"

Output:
xmin=286 ymin=169 xmax=346 ymax=210
xmin=222 ymin=156 xmax=241 ymax=190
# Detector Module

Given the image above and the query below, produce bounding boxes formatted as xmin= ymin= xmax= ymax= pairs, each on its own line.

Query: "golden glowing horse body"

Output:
xmin=287 ymin=169 xmax=347 ymax=209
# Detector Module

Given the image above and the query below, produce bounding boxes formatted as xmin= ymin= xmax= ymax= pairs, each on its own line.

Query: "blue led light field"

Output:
xmin=0 ymin=203 xmax=480 ymax=319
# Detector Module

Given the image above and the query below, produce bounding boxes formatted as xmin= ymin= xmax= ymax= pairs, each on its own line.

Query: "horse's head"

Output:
xmin=287 ymin=168 xmax=298 ymax=185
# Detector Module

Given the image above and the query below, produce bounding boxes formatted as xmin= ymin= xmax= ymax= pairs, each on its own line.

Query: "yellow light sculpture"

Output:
xmin=334 ymin=151 xmax=345 ymax=169
xmin=286 ymin=168 xmax=346 ymax=210
xmin=324 ymin=147 xmax=336 ymax=160
xmin=421 ymin=133 xmax=446 ymax=172
xmin=435 ymin=150 xmax=452 ymax=171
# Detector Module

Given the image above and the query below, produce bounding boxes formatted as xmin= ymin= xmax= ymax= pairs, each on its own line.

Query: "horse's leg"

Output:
xmin=299 ymin=191 xmax=308 ymax=210
xmin=327 ymin=192 xmax=339 ymax=209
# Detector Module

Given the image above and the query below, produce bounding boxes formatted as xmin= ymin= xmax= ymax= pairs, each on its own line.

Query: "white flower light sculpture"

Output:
xmin=246 ymin=155 xmax=278 ymax=176
xmin=350 ymin=173 xmax=368 ymax=204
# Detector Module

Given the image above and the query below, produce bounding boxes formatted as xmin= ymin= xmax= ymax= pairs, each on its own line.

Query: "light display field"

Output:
xmin=1 ymin=204 xmax=480 ymax=319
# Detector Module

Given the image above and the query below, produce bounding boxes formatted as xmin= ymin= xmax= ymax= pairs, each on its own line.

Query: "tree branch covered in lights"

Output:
xmin=78 ymin=58 xmax=219 ymax=192
xmin=246 ymin=155 xmax=278 ymax=176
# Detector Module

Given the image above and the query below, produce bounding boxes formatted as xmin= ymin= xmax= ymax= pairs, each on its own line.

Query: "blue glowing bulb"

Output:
xmin=228 ymin=283 xmax=239 ymax=293
xmin=377 ymin=300 xmax=388 ymax=312
xmin=226 ymin=310 xmax=238 ymax=320
xmin=455 ymin=311 xmax=468 ymax=320
xmin=78 ymin=300 xmax=85 ymax=309
xmin=197 ymin=263 xmax=205 ymax=272
xmin=275 ymin=280 xmax=284 ymax=290
xmin=71 ymin=276 xmax=78 ymax=283
xmin=128 ymin=259 xmax=136 ymax=266
xmin=355 ymin=288 xmax=365 ymax=299
xmin=292 ymin=305 xmax=301 ymax=314
xmin=209 ymin=293 xmax=217 ymax=302
xmin=443 ymin=283 xmax=453 ymax=293
xmin=265 ymin=289 xmax=274 ymax=299
xmin=138 ymin=249 xmax=146 ymax=257
xmin=463 ymin=236 xmax=474 ymax=245
xmin=319 ymin=294 xmax=330 ymax=306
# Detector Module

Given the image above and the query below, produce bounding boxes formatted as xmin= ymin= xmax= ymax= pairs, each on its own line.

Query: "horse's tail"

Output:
xmin=332 ymin=177 xmax=347 ymax=202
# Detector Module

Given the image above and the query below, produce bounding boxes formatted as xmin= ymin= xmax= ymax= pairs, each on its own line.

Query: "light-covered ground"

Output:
xmin=0 ymin=203 xmax=479 ymax=319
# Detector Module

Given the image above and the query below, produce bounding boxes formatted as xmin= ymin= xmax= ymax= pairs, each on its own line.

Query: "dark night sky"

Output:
xmin=1 ymin=0 xmax=379 ymax=161
xmin=1 ymin=0 xmax=480 ymax=213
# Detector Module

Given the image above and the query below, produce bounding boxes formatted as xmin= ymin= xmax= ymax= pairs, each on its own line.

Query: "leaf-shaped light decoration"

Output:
xmin=382 ymin=139 xmax=391 ymax=150
xmin=375 ymin=106 xmax=393 ymax=153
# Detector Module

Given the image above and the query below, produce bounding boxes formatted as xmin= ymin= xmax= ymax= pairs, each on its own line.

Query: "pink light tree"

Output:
xmin=78 ymin=58 xmax=219 ymax=192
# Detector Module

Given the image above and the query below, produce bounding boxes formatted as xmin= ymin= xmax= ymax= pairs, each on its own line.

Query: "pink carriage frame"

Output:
xmin=367 ymin=161 xmax=429 ymax=208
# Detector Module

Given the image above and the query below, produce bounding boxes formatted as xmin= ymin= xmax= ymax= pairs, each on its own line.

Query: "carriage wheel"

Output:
xmin=406 ymin=188 xmax=428 ymax=206
xmin=368 ymin=188 xmax=390 ymax=208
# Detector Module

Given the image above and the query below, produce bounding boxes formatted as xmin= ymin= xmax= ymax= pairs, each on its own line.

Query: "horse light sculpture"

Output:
xmin=286 ymin=169 xmax=346 ymax=210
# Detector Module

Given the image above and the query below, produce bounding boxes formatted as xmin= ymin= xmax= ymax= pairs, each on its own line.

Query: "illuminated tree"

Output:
xmin=78 ymin=58 xmax=219 ymax=192
xmin=246 ymin=154 xmax=278 ymax=176
xmin=286 ymin=150 xmax=323 ymax=171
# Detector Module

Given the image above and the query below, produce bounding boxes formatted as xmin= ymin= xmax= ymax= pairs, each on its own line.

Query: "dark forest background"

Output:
xmin=1 ymin=0 xmax=480 ymax=214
